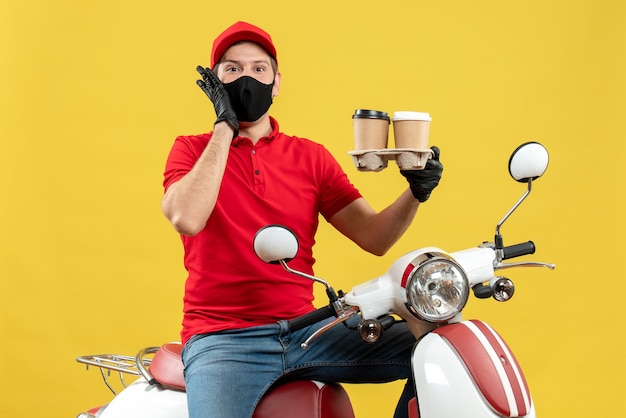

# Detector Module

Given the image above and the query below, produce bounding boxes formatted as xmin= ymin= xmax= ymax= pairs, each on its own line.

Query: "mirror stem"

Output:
xmin=495 ymin=178 xmax=533 ymax=249
xmin=278 ymin=259 xmax=342 ymax=312
xmin=278 ymin=260 xmax=337 ymax=299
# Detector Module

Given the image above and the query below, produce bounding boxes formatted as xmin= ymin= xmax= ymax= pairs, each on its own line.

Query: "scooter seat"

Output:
xmin=254 ymin=380 xmax=355 ymax=418
xmin=149 ymin=342 xmax=186 ymax=391
xmin=149 ymin=343 xmax=355 ymax=418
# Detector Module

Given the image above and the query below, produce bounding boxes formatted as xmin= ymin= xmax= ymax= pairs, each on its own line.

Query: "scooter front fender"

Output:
xmin=99 ymin=378 xmax=188 ymax=418
xmin=411 ymin=320 xmax=535 ymax=418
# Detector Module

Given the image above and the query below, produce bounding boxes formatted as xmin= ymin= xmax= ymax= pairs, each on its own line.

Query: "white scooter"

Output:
xmin=76 ymin=141 xmax=554 ymax=418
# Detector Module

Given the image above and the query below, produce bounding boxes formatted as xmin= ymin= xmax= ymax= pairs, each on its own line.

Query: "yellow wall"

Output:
xmin=1 ymin=0 xmax=624 ymax=416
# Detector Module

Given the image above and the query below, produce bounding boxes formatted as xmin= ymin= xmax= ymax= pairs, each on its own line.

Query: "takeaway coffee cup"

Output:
xmin=392 ymin=111 xmax=431 ymax=149
xmin=352 ymin=109 xmax=390 ymax=150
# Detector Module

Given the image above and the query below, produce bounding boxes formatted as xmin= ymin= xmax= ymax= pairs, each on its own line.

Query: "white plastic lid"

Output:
xmin=392 ymin=111 xmax=431 ymax=122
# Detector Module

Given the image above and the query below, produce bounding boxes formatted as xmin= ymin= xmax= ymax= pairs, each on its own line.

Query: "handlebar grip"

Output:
xmin=288 ymin=305 xmax=335 ymax=332
xmin=502 ymin=241 xmax=535 ymax=260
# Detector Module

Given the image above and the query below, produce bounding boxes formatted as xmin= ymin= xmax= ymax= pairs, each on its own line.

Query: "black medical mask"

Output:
xmin=223 ymin=76 xmax=274 ymax=122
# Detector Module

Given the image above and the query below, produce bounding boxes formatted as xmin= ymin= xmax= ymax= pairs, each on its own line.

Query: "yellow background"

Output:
xmin=1 ymin=0 xmax=624 ymax=416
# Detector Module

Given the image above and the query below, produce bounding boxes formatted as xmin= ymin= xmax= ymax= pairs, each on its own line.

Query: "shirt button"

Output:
xmin=255 ymin=170 xmax=260 ymax=175
xmin=251 ymin=150 xmax=256 ymax=155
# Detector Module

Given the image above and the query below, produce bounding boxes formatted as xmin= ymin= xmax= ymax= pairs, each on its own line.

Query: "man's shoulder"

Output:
xmin=176 ymin=132 xmax=212 ymax=142
xmin=171 ymin=132 xmax=213 ymax=152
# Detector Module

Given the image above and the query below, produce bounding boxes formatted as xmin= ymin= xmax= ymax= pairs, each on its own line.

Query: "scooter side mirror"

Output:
xmin=508 ymin=142 xmax=549 ymax=183
xmin=496 ymin=141 xmax=550 ymax=247
xmin=253 ymin=225 xmax=299 ymax=264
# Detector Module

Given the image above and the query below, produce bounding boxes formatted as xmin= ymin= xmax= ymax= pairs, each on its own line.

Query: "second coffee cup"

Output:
xmin=352 ymin=109 xmax=390 ymax=150
xmin=392 ymin=111 xmax=431 ymax=149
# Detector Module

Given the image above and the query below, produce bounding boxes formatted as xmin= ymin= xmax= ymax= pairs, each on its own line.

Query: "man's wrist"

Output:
xmin=214 ymin=119 xmax=238 ymax=140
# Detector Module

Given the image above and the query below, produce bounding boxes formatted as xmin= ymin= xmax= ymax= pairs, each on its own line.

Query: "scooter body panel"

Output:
xmin=411 ymin=320 xmax=535 ymax=418
xmin=99 ymin=378 xmax=188 ymax=418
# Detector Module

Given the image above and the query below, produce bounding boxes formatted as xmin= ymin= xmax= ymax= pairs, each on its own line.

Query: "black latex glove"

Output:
xmin=400 ymin=146 xmax=443 ymax=202
xmin=196 ymin=65 xmax=239 ymax=139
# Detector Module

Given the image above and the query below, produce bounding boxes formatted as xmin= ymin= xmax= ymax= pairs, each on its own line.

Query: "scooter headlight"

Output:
xmin=404 ymin=252 xmax=469 ymax=322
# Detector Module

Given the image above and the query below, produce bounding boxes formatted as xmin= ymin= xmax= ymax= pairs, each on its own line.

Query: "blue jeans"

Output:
xmin=181 ymin=317 xmax=416 ymax=418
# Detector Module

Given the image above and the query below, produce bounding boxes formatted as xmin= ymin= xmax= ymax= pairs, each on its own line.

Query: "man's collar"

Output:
xmin=232 ymin=116 xmax=279 ymax=146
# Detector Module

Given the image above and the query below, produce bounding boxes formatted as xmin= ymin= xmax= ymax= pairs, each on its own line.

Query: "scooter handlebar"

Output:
xmin=288 ymin=305 xmax=335 ymax=332
xmin=502 ymin=241 xmax=535 ymax=260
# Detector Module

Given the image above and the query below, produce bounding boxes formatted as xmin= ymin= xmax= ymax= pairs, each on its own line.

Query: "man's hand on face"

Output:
xmin=400 ymin=146 xmax=444 ymax=202
xmin=196 ymin=65 xmax=239 ymax=139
